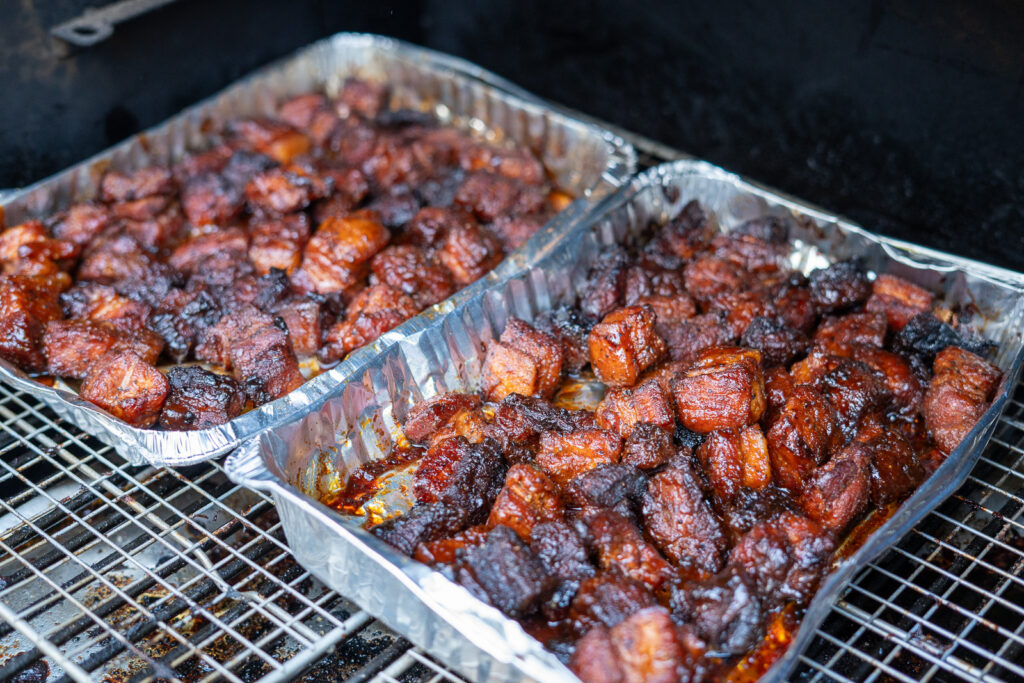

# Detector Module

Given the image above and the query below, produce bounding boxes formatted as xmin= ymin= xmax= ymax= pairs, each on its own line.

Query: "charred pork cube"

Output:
xmin=808 ymin=259 xmax=871 ymax=312
xmin=533 ymin=306 xmax=595 ymax=373
xmin=414 ymin=437 xmax=507 ymax=525
xmin=892 ymin=312 xmax=992 ymax=367
xmin=372 ymin=501 xmax=470 ymax=556
xmin=486 ymin=463 xmax=563 ymax=540
xmin=588 ymin=305 xmax=666 ymax=387
xmin=728 ymin=511 xmax=836 ymax=607
xmin=771 ymin=274 xmax=819 ymax=333
xmin=437 ymin=222 xmax=503 ymax=286
xmin=658 ymin=312 xmax=735 ymax=366
xmin=426 ymin=405 xmax=488 ymax=449
xmin=61 ymin=282 xmax=151 ymax=331
xmin=672 ymin=567 xmax=763 ymax=655
xmin=159 ymin=366 xmax=245 ymax=430
xmin=740 ymin=316 xmax=809 ymax=366
xmin=277 ymin=93 xmax=338 ymax=145
xmin=865 ymin=432 xmax=923 ymax=506
xmin=413 ymin=524 xmax=489 ymax=566
xmin=110 ymin=194 xmax=170 ymax=222
xmin=76 ymin=232 xmax=154 ymax=283
xmin=648 ymin=200 xmax=716 ymax=260
xmin=147 ymin=288 xmax=221 ymax=363
xmin=672 ymin=346 xmax=766 ymax=432
xmin=248 ymin=213 xmax=311 ymax=276
xmin=580 ymin=249 xmax=629 ymax=319
xmin=455 ymin=525 xmax=555 ymax=618
xmin=530 ymin=520 xmax=594 ymax=618
xmin=696 ymin=425 xmax=772 ymax=502
xmin=866 ymin=273 xmax=934 ymax=331
xmin=44 ymin=319 xmax=162 ymax=379
xmin=482 ymin=318 xmax=564 ymax=401
xmin=763 ymin=365 xmax=794 ymax=423
xmin=707 ymin=290 xmax=775 ymax=339
xmin=595 ymin=379 xmax=675 ymax=438
xmin=713 ymin=230 xmax=786 ymax=275
xmin=683 ymin=256 xmax=745 ymax=302
xmin=486 ymin=213 xmax=546 ymax=252
xmin=602 ymin=607 xmax=688 ymax=683
xmin=459 ymin=140 xmax=546 ymax=185
xmin=369 ymin=245 xmax=455 ymax=308
xmin=80 ymin=350 xmax=168 ymax=427
xmin=402 ymin=206 xmax=475 ymax=248
xmin=789 ymin=347 xmax=843 ymax=387
xmin=453 ymin=170 xmax=545 ymax=223
xmin=0 ymin=275 xmax=63 ymax=372
xmin=121 ymin=203 xmax=186 ymax=250
xmin=168 ymin=228 xmax=249 ymax=275
xmin=570 ymin=573 xmax=658 ymax=634
xmin=622 ymin=423 xmax=676 ymax=470
xmin=48 ymin=203 xmax=111 ymax=247
xmin=568 ymin=463 xmax=647 ymax=513
xmin=273 ymin=298 xmax=321 ymax=355
xmin=487 ymin=393 xmax=587 ymax=450
xmin=635 ymin=293 xmax=696 ymax=327
xmin=99 ymin=166 xmax=175 ymax=203
xmin=923 ymin=346 xmax=1001 ymax=453
xmin=320 ymin=283 xmax=419 ymax=360
xmin=821 ymin=358 xmax=891 ymax=441
xmin=403 ymin=392 xmax=482 ymax=443
xmin=196 ymin=306 xmax=304 ymax=403
xmin=851 ymin=345 xmax=923 ymax=416
xmin=228 ymin=118 xmax=311 ymax=164
xmin=642 ymin=459 xmax=727 ymax=574
xmin=0 ymin=221 xmax=74 ymax=269
xmin=297 ymin=212 xmax=390 ymax=294
xmin=178 ymin=172 xmax=242 ymax=228
xmin=335 ymin=77 xmax=389 ymax=118
xmin=245 ymin=165 xmax=326 ymax=215
xmin=814 ymin=311 xmax=888 ymax=355
xmin=766 ymin=385 xmax=842 ymax=491
xmin=535 ymin=428 xmax=623 ymax=487
xmin=799 ymin=442 xmax=871 ymax=532
xmin=365 ymin=187 xmax=422 ymax=229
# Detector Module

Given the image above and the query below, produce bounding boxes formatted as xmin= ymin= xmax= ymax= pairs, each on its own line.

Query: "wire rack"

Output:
xmin=0 ymin=137 xmax=1022 ymax=683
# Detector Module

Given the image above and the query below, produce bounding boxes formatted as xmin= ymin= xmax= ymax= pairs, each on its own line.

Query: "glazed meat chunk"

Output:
xmin=413 ymin=437 xmax=506 ymax=524
xmin=159 ymin=366 xmax=245 ymax=430
xmin=487 ymin=393 xmax=590 ymax=451
xmin=196 ymin=305 xmax=304 ymax=404
xmin=454 ymin=525 xmax=555 ymax=618
xmin=851 ymin=345 xmax=923 ymax=416
xmin=568 ymin=463 xmax=647 ymax=512
xmin=403 ymin=392 xmax=482 ymax=443
xmin=766 ymin=384 xmax=843 ymax=491
xmin=864 ymin=432 xmax=924 ymax=506
xmin=572 ymin=607 xmax=689 ymax=683
xmin=228 ymin=118 xmax=311 ymax=164
xmin=369 ymin=245 xmax=455 ymax=308
xmin=696 ymin=425 xmax=772 ymax=502
xmin=570 ymin=573 xmax=658 ymax=633
xmin=372 ymin=500 xmax=472 ymax=556
xmin=866 ymin=273 xmax=934 ymax=331
xmin=658 ymin=312 xmax=735 ymax=365
xmin=813 ymin=311 xmax=888 ymax=355
xmin=321 ymin=283 xmax=419 ymax=361
xmin=245 ymin=165 xmax=325 ymax=215
xmin=147 ymin=288 xmax=221 ymax=363
xmin=482 ymin=318 xmax=564 ymax=401
xmin=622 ymin=423 xmax=676 ymax=470
xmin=44 ymin=319 xmax=162 ymax=379
xmin=799 ymin=442 xmax=872 ymax=533
xmin=297 ymin=211 xmax=390 ymax=293
xmin=740 ymin=316 xmax=809 ymax=366
xmin=586 ymin=510 xmax=675 ymax=590
xmin=80 ymin=351 xmax=168 ymax=427
xmin=808 ymin=259 xmax=871 ymax=312
xmin=77 ymin=232 xmax=158 ymax=283
xmin=168 ymin=228 xmax=249 ymax=274
xmin=0 ymin=275 xmax=63 ymax=372
xmin=672 ymin=346 xmax=766 ymax=432
xmin=580 ymin=249 xmax=629 ymax=319
xmin=821 ymin=358 xmax=891 ymax=441
xmin=61 ymin=282 xmax=151 ymax=331
xmin=642 ymin=458 xmax=727 ymax=574
xmin=683 ymin=255 xmax=745 ymax=302
xmin=535 ymin=428 xmax=623 ymax=487
xmin=180 ymin=172 xmax=244 ymax=227
xmin=923 ymin=346 xmax=1001 ymax=453
xmin=48 ymin=203 xmax=111 ymax=248
xmin=647 ymin=200 xmax=716 ymax=261
xmin=487 ymin=463 xmax=563 ymax=541
xmin=453 ymin=170 xmax=545 ymax=223
xmin=248 ymin=213 xmax=311 ymax=276
xmin=595 ymin=379 xmax=675 ymax=438
xmin=892 ymin=312 xmax=992 ymax=367
xmin=437 ymin=222 xmax=503 ymax=286
xmin=100 ymin=166 xmax=175 ymax=203
xmin=274 ymin=298 xmax=322 ymax=355
xmin=588 ymin=305 xmax=666 ymax=387
xmin=672 ymin=567 xmax=763 ymax=655
xmin=533 ymin=306 xmax=595 ymax=373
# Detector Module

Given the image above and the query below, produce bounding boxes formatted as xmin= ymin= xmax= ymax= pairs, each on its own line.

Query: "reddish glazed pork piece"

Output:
xmin=672 ymin=346 xmax=766 ymax=432
xmin=588 ymin=305 xmax=666 ymax=387
xmin=80 ymin=351 xmax=168 ymax=427
xmin=482 ymin=318 xmax=565 ymax=401
xmin=923 ymin=346 xmax=1001 ymax=453
xmin=159 ymin=366 xmax=245 ymax=430
xmin=866 ymin=273 xmax=934 ymax=331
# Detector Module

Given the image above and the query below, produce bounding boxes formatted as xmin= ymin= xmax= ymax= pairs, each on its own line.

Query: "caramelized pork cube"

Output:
xmin=501 ymin=319 xmax=564 ymax=395
xmin=403 ymin=392 xmax=482 ymax=443
xmin=568 ymin=463 xmax=647 ymax=512
xmin=672 ymin=346 xmax=766 ymax=432
xmin=320 ymin=309 xmax=408 ymax=361
xmin=159 ymin=366 xmax=245 ymax=430
xmin=533 ymin=306 xmax=595 ymax=373
xmin=335 ymin=77 xmax=389 ymax=118
xmin=44 ymin=319 xmax=162 ymax=379
xmin=369 ymin=245 xmax=455 ymax=308
xmin=372 ymin=501 xmax=471 ymax=556
xmin=713 ymin=230 xmax=786 ymax=274
xmin=923 ymin=346 xmax=1001 ymax=453
xmin=649 ymin=200 xmax=716 ymax=261
xmin=121 ymin=203 xmax=186 ymax=250
xmin=707 ymin=290 xmax=774 ymax=339
xmin=413 ymin=524 xmax=489 ymax=566
xmin=586 ymin=510 xmax=675 ymax=591
xmin=147 ymin=288 xmax=221 ymax=363
xmin=595 ymin=379 xmax=675 ymax=438
xmin=196 ymin=306 xmax=304 ymax=403
xmin=740 ymin=316 xmax=809 ymax=366
xmin=821 ymin=358 xmax=891 ymax=440
xmin=581 ymin=249 xmax=629 ymax=319
xmin=588 ymin=305 xmax=666 ymax=387
xmin=607 ymin=607 xmax=688 ymax=683
xmin=536 ymin=428 xmax=623 ymax=487
xmin=229 ymin=118 xmax=311 ymax=164
xmin=808 ymin=259 xmax=871 ymax=312
xmin=866 ymin=273 xmax=934 ymax=331
xmin=402 ymin=206 xmax=475 ymax=248
xmin=487 ymin=463 xmax=563 ymax=541
xmin=80 ymin=351 xmax=168 ymax=427
xmin=245 ymin=166 xmax=320 ymax=215
xmin=455 ymin=525 xmax=555 ymax=618
xmin=100 ymin=166 xmax=175 ymax=203
xmin=414 ymin=437 xmax=507 ymax=524
xmin=865 ymin=432 xmax=923 ymax=506
xmin=814 ymin=311 xmax=888 ymax=355
xmin=851 ymin=345 xmax=923 ymax=415
xmin=622 ymin=423 xmax=676 ymax=470
xmin=61 ymin=282 xmax=151 ymax=331
xmin=530 ymin=519 xmax=594 ymax=615
xmin=168 ymin=228 xmax=249 ymax=275
xmin=658 ymin=312 xmax=735 ymax=366
xmin=76 ymin=232 xmax=154 ymax=283
xmin=799 ymin=442 xmax=871 ymax=532
xmin=453 ymin=170 xmax=545 ymax=222
xmin=297 ymin=212 xmax=390 ymax=293
xmin=570 ymin=573 xmax=658 ymax=634
xmin=672 ymin=567 xmax=763 ymax=655
xmin=247 ymin=213 xmax=310 ymax=276
xmin=728 ymin=511 xmax=836 ymax=607
xmin=178 ymin=172 xmax=241 ymax=227
xmin=0 ymin=275 xmax=62 ymax=371
xmin=486 ymin=213 xmax=546 ymax=251
xmin=771 ymin=274 xmax=819 ymax=333
xmin=763 ymin=365 xmax=793 ymax=422
xmin=274 ymin=298 xmax=322 ymax=355
xmin=766 ymin=385 xmax=842 ymax=491
xmin=460 ymin=141 xmax=546 ymax=185
xmin=683 ymin=256 xmax=745 ymax=302
xmin=642 ymin=459 xmax=726 ymax=574
xmin=482 ymin=319 xmax=565 ymax=402
xmin=277 ymin=93 xmax=338 ymax=144
xmin=437 ymin=223 xmax=503 ymax=286
xmin=635 ymin=293 xmax=697 ymax=327
xmin=48 ymin=203 xmax=111 ymax=247
xmin=696 ymin=425 xmax=771 ymax=502
xmin=487 ymin=393 xmax=588 ymax=450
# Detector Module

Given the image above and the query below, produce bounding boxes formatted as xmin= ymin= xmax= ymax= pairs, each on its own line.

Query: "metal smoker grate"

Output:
xmin=0 ymin=135 xmax=1022 ymax=682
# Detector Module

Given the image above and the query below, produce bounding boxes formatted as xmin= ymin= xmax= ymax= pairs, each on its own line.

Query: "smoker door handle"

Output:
xmin=51 ymin=0 xmax=179 ymax=48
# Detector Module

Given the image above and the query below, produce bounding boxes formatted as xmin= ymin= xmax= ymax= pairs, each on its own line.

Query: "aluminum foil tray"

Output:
xmin=232 ymin=157 xmax=1024 ymax=682
xmin=0 ymin=33 xmax=636 ymax=467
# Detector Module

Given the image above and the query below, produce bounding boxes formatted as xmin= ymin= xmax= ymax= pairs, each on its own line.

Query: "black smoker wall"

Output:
xmin=3 ymin=0 xmax=1022 ymax=270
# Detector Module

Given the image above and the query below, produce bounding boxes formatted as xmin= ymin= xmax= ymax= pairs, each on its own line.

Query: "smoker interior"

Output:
xmin=0 ymin=137 xmax=1020 ymax=683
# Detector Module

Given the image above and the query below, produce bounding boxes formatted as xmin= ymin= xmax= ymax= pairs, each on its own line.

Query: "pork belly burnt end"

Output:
xmin=571 ymin=606 xmax=692 ymax=683
xmin=808 ymin=259 xmax=871 ymax=312
xmin=595 ymin=379 xmax=675 ymax=438
xmin=923 ymin=346 xmax=1001 ymax=453
xmin=588 ymin=305 xmax=666 ymax=387
xmin=0 ymin=275 xmax=63 ymax=372
xmin=586 ymin=509 xmax=676 ymax=591
xmin=483 ymin=318 xmax=565 ymax=401
xmin=403 ymin=392 xmax=482 ymax=443
xmin=866 ymin=273 xmax=934 ymax=331
xmin=159 ymin=366 xmax=245 ymax=430
xmin=44 ymin=319 xmax=162 ymax=379
xmin=80 ymin=351 xmax=168 ymax=427
xmin=412 ymin=437 xmax=506 ymax=524
xmin=296 ymin=212 xmax=390 ymax=294
xmin=487 ymin=463 xmax=563 ymax=540
xmin=535 ymin=428 xmax=623 ymax=487
xmin=672 ymin=346 xmax=766 ymax=432
xmin=454 ymin=525 xmax=556 ymax=619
